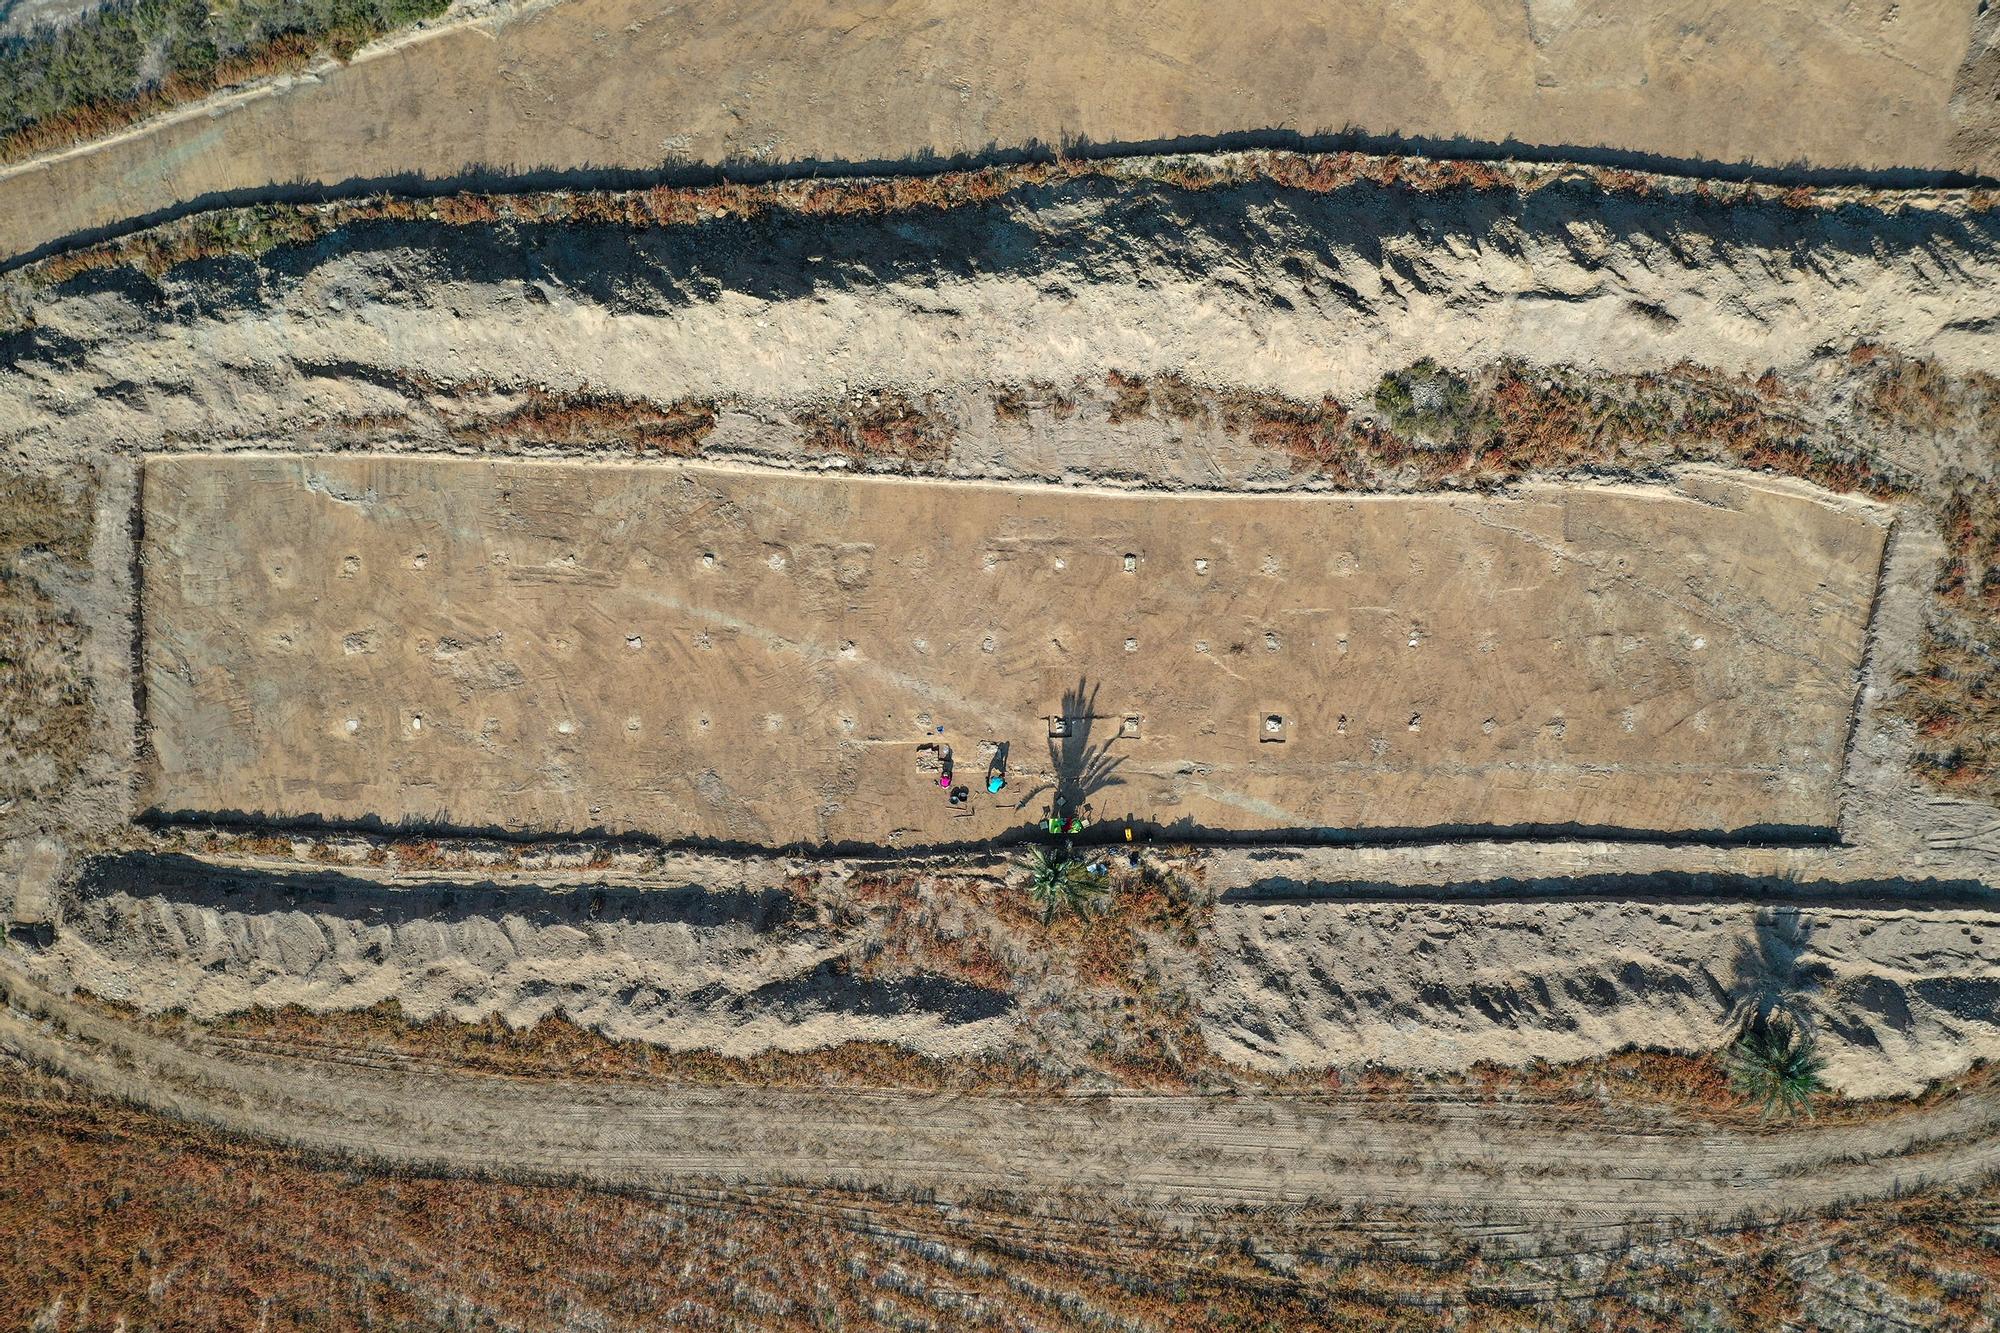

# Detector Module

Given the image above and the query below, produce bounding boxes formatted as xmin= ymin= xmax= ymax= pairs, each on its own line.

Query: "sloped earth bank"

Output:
xmin=8 ymin=956 xmax=2000 ymax=1242
xmin=40 ymin=850 xmax=2000 ymax=1097
xmin=0 ymin=0 xmax=1995 ymax=266
xmin=4 ymin=163 xmax=2000 ymax=1124
xmin=1204 ymin=899 xmax=2000 ymax=1099
xmin=5 ymin=168 xmax=2000 ymax=471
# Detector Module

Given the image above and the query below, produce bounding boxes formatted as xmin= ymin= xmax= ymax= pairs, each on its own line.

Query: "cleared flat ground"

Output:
xmin=1 ymin=0 xmax=1990 ymax=264
xmin=140 ymin=456 xmax=1885 ymax=846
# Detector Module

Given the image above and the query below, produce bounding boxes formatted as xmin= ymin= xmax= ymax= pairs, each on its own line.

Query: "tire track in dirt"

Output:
xmin=6 ymin=958 xmax=1999 ymax=1238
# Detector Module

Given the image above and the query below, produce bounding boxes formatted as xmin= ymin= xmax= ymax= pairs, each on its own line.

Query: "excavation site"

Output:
xmin=4 ymin=1 xmax=2000 ymax=1324
xmin=141 ymin=456 xmax=1884 ymax=845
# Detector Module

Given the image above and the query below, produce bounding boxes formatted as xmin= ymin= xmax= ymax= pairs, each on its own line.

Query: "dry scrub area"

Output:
xmin=0 ymin=0 xmax=452 ymax=165
xmin=7 ymin=1052 xmax=2000 ymax=1332
xmin=0 ymin=466 xmax=95 ymax=825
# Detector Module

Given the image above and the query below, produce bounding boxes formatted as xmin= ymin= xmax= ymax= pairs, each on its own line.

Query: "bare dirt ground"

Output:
xmin=7 ymin=955 xmax=2000 ymax=1238
xmin=0 ymin=0 xmax=1995 ymax=265
xmin=38 ymin=841 xmax=2000 ymax=1097
xmin=6 ymin=162 xmax=2000 ymax=1321
xmin=3 ymin=163 xmax=1999 ymax=1106
xmin=141 ymin=456 xmax=1884 ymax=845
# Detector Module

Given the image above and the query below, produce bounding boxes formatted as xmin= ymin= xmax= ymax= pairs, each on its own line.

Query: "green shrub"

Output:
xmin=1726 ymin=1020 xmax=1827 ymax=1120
xmin=1026 ymin=849 xmax=1110 ymax=922
xmin=1372 ymin=359 xmax=1479 ymax=441
xmin=1 ymin=0 xmax=211 ymax=140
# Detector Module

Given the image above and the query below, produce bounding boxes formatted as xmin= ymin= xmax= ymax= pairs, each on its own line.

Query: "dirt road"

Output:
xmin=2 ymin=0 xmax=1992 ymax=265
xmin=7 ymin=958 xmax=1998 ymax=1237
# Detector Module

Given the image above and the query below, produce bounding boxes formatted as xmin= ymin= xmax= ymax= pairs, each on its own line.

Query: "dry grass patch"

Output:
xmin=439 ymin=386 xmax=717 ymax=454
xmin=0 ymin=466 xmax=96 ymax=819
xmin=6 ymin=1053 xmax=2000 ymax=1331
xmin=844 ymin=870 xmax=1018 ymax=993
xmin=1210 ymin=360 xmax=1898 ymax=495
xmin=795 ymin=389 xmax=952 ymax=464
xmin=990 ymin=381 xmax=1077 ymax=423
xmin=20 ymin=148 xmax=1948 ymax=292
xmin=148 ymin=997 xmax=1045 ymax=1094
xmin=209 ymin=366 xmax=724 ymax=456
xmin=1896 ymin=482 xmax=2000 ymax=799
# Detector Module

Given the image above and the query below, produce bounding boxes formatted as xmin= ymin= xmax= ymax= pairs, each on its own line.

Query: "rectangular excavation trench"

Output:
xmin=138 ymin=455 xmax=1888 ymax=849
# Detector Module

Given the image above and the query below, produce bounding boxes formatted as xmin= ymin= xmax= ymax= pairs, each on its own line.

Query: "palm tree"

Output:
xmin=1726 ymin=1019 xmax=1827 ymax=1120
xmin=1026 ymin=848 xmax=1109 ymax=921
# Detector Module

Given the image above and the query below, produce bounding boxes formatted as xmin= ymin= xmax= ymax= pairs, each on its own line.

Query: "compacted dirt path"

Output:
xmin=7 ymin=959 xmax=1998 ymax=1238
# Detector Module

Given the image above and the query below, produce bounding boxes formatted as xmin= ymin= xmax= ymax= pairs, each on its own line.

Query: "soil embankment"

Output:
xmin=39 ymin=851 xmax=2000 ymax=1097
xmin=6 ymin=957 xmax=2000 ymax=1233
xmin=0 ymin=0 xmax=1993 ymax=265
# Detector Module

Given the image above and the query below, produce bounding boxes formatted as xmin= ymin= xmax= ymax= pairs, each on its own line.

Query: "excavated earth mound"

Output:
xmin=6 ymin=175 xmax=2000 ymax=472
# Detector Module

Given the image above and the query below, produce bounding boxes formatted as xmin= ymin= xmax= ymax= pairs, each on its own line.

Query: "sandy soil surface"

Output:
xmin=7 ymin=956 xmax=2000 ymax=1239
xmin=141 ymin=456 xmax=1884 ymax=845
xmin=56 ymin=851 xmax=1019 ymax=1058
xmin=34 ymin=841 xmax=1997 ymax=1097
xmin=6 ymin=165 xmax=2000 ymax=1148
xmin=7 ymin=178 xmax=1999 ymax=476
xmin=0 ymin=0 xmax=1993 ymax=265
xmin=1204 ymin=899 xmax=2000 ymax=1099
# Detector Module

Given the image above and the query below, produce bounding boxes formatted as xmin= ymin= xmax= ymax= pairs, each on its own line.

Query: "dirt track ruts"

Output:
xmin=6 ymin=958 xmax=1998 ymax=1236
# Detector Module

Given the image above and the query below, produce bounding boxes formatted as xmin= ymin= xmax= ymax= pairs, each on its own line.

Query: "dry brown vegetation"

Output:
xmin=828 ymin=851 xmax=1214 ymax=1088
xmin=1092 ymin=361 xmax=1902 ymax=499
xmin=795 ymin=389 xmax=953 ymax=464
xmin=0 ymin=0 xmax=451 ymax=168
xmin=287 ymin=369 xmax=953 ymax=463
xmin=1897 ymin=481 xmax=2000 ymax=798
xmin=1 ymin=32 xmax=319 ymax=164
xmin=991 ymin=381 xmax=1078 ymax=423
xmin=0 ymin=467 xmax=96 ymax=818
xmin=20 ymin=148 xmax=1980 ymax=292
xmin=6 ymin=1052 xmax=2000 ymax=1331
xmin=284 ymin=369 xmax=724 ymax=456
xmin=177 ymin=999 xmax=1042 ymax=1093
xmin=436 ymin=384 xmax=717 ymax=454
xmin=1846 ymin=346 xmax=2000 ymax=800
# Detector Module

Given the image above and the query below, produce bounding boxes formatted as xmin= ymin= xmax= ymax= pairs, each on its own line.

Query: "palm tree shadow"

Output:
xmin=1013 ymin=676 xmax=1125 ymax=821
xmin=1728 ymin=906 xmax=1832 ymax=1030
